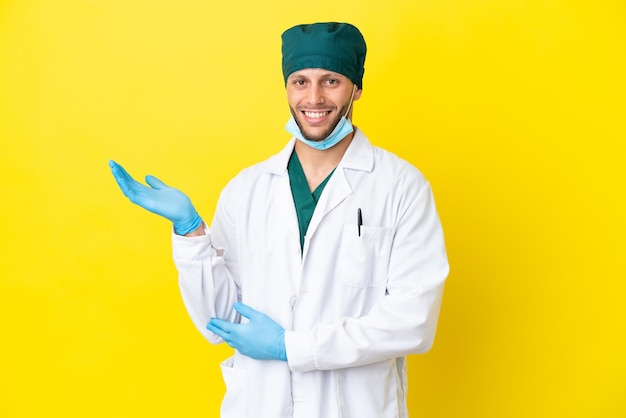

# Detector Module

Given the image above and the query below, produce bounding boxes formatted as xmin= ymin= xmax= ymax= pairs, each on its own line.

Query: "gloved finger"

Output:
xmin=207 ymin=318 xmax=239 ymax=334
xmin=109 ymin=160 xmax=142 ymax=199
xmin=206 ymin=321 xmax=231 ymax=340
xmin=109 ymin=160 xmax=134 ymax=182
xmin=232 ymin=302 xmax=261 ymax=320
xmin=145 ymin=175 xmax=169 ymax=190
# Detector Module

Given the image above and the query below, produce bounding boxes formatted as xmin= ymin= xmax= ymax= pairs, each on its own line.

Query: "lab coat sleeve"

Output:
xmin=284 ymin=181 xmax=449 ymax=372
xmin=172 ymin=223 xmax=240 ymax=345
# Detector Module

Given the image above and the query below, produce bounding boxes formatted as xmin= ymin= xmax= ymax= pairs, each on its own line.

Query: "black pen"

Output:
xmin=357 ymin=208 xmax=363 ymax=237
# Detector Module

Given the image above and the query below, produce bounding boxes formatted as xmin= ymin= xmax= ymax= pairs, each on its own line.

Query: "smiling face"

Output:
xmin=286 ymin=68 xmax=362 ymax=142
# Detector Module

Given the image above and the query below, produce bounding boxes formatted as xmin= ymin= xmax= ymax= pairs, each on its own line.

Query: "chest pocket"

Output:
xmin=337 ymin=223 xmax=394 ymax=288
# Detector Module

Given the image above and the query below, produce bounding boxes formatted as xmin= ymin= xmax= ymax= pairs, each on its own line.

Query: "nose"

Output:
xmin=305 ymin=84 xmax=324 ymax=105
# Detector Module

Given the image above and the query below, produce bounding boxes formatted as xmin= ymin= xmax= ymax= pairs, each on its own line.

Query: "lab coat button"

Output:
xmin=289 ymin=296 xmax=297 ymax=308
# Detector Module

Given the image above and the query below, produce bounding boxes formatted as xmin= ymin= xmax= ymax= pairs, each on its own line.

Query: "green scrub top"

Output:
xmin=288 ymin=151 xmax=334 ymax=250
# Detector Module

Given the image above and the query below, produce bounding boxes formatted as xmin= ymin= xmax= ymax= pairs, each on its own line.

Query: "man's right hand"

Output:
xmin=108 ymin=160 xmax=202 ymax=235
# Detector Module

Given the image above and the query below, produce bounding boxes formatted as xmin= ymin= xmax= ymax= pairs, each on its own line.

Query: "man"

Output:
xmin=110 ymin=22 xmax=449 ymax=418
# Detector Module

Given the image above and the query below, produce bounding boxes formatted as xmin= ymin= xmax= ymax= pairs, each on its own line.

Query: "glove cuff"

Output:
xmin=277 ymin=329 xmax=287 ymax=362
xmin=174 ymin=212 xmax=203 ymax=236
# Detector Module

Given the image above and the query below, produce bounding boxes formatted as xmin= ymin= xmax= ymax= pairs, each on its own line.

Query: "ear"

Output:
xmin=353 ymin=88 xmax=363 ymax=101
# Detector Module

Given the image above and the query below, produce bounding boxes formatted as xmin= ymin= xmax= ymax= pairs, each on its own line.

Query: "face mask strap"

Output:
xmin=343 ymin=84 xmax=357 ymax=118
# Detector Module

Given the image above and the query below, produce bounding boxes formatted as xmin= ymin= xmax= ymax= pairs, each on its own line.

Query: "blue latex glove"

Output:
xmin=207 ymin=302 xmax=287 ymax=362
xmin=108 ymin=160 xmax=202 ymax=235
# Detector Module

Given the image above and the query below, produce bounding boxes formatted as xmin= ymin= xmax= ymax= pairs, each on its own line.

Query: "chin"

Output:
xmin=303 ymin=135 xmax=326 ymax=143
xmin=302 ymin=129 xmax=333 ymax=142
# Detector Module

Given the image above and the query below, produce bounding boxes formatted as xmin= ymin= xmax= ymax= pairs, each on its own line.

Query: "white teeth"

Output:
xmin=304 ymin=111 xmax=328 ymax=119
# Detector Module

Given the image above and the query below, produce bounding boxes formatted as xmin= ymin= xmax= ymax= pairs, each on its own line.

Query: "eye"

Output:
xmin=292 ymin=79 xmax=306 ymax=86
xmin=326 ymin=78 xmax=338 ymax=86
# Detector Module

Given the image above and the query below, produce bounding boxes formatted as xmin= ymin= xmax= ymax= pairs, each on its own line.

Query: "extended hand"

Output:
xmin=207 ymin=303 xmax=287 ymax=362
xmin=108 ymin=160 xmax=202 ymax=235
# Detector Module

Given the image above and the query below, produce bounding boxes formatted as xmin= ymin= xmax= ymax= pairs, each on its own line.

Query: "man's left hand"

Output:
xmin=207 ymin=303 xmax=287 ymax=362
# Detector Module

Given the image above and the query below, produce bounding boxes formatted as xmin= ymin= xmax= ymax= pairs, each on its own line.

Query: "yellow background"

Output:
xmin=1 ymin=0 xmax=624 ymax=417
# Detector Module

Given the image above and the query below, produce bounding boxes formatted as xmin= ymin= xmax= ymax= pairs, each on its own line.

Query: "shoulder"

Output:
xmin=373 ymin=145 xmax=424 ymax=177
xmin=373 ymin=147 xmax=432 ymax=210
xmin=218 ymin=149 xmax=294 ymax=213
xmin=221 ymin=139 xmax=295 ymax=196
xmin=355 ymin=131 xmax=429 ymax=191
xmin=220 ymin=160 xmax=273 ymax=200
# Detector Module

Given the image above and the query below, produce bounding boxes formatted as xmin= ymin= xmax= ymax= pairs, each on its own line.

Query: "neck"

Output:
xmin=294 ymin=129 xmax=355 ymax=191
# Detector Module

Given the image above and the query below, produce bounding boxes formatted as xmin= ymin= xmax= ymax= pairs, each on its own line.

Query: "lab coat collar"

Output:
xmin=337 ymin=128 xmax=374 ymax=173
xmin=262 ymin=128 xmax=374 ymax=175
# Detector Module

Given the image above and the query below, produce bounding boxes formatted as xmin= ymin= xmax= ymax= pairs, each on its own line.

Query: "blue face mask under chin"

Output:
xmin=285 ymin=85 xmax=357 ymax=151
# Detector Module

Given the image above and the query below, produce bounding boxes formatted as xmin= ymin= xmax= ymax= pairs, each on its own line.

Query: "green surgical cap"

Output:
xmin=281 ymin=22 xmax=367 ymax=89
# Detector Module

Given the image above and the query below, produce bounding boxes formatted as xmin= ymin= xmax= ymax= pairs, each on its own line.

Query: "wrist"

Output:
xmin=184 ymin=223 xmax=205 ymax=237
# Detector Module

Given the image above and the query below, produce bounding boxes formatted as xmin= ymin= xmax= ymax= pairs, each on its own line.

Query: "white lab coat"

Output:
xmin=173 ymin=129 xmax=449 ymax=418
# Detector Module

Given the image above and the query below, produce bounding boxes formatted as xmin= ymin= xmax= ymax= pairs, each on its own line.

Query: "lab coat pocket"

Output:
xmin=336 ymin=359 xmax=403 ymax=418
xmin=338 ymin=223 xmax=394 ymax=288
xmin=220 ymin=356 xmax=247 ymax=416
